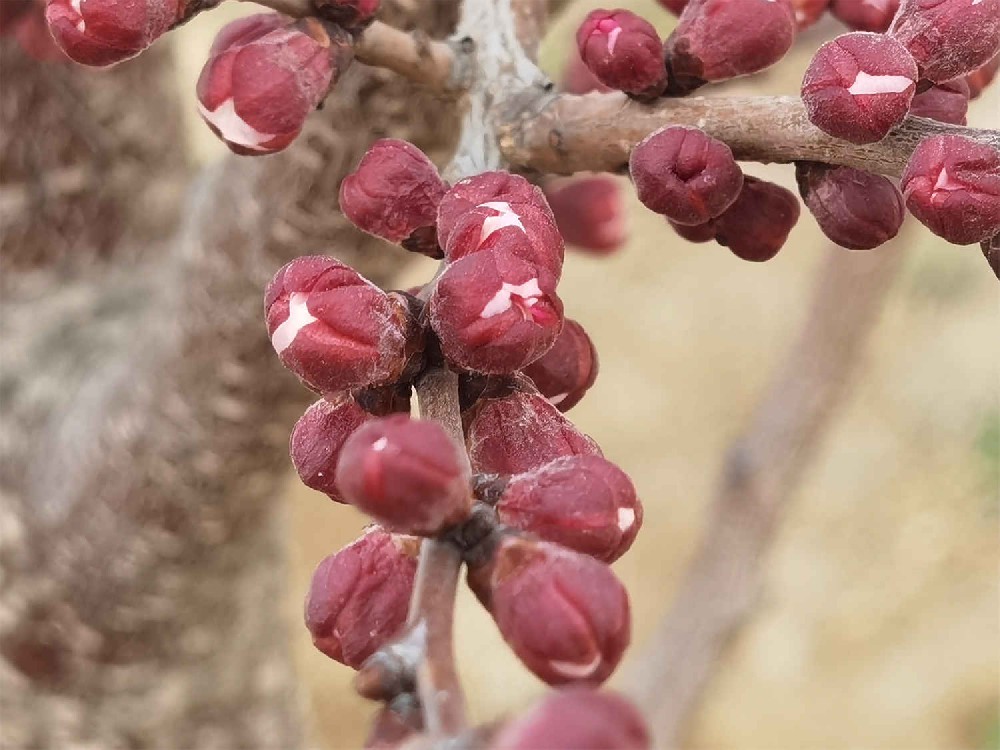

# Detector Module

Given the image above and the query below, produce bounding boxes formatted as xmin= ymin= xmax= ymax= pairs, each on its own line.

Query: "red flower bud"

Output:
xmin=575 ymin=9 xmax=668 ymax=98
xmin=562 ymin=49 xmax=613 ymax=94
xmin=7 ymin=2 xmax=67 ymax=61
xmin=521 ymin=319 xmax=598 ymax=412
xmin=801 ymin=32 xmax=917 ymax=144
xmin=791 ymin=0 xmax=831 ymax=29
xmin=490 ymin=688 xmax=651 ymax=750
xmin=629 ymin=126 xmax=744 ymax=225
xmin=1 ymin=0 xmax=33 ymax=32
xmin=714 ymin=177 xmax=801 ymax=262
xmin=305 ymin=528 xmax=418 ymax=669
xmin=667 ymin=218 xmax=716 ymax=243
xmin=465 ymin=390 xmax=602 ymax=476
xmin=796 ymin=162 xmax=904 ymax=250
xmin=340 ymin=139 xmax=448 ymax=258
xmin=900 ymin=135 xmax=1000 ymax=245
xmin=909 ymin=78 xmax=970 ymax=124
xmin=966 ymin=54 xmax=998 ymax=99
xmin=290 ymin=397 xmax=371 ymax=503
xmin=335 ymin=415 xmax=472 ymax=535
xmin=45 ymin=0 xmax=180 ymax=66
xmin=197 ymin=15 xmax=351 ymax=156
xmin=497 ymin=455 xmax=642 ymax=563
xmin=889 ymin=0 xmax=1000 ymax=83
xmin=665 ymin=0 xmax=796 ymax=92
xmin=468 ymin=536 xmax=630 ymax=685
xmin=313 ymin=0 xmax=379 ymax=28
xmin=543 ymin=176 xmax=627 ymax=255
xmin=265 ymin=256 xmax=421 ymax=395
xmin=428 ymin=249 xmax=564 ymax=375
xmin=829 ymin=0 xmax=898 ymax=31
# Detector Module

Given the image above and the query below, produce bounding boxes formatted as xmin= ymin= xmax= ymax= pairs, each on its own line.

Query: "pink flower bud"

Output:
xmin=468 ymin=536 xmax=630 ymax=685
xmin=791 ymin=0 xmax=831 ymax=30
xmin=801 ymin=32 xmax=917 ymax=144
xmin=465 ymin=390 xmax=602 ymax=476
xmin=966 ymin=53 xmax=998 ymax=99
xmin=829 ymin=0 xmax=898 ymax=31
xmin=313 ymin=0 xmax=379 ymax=28
xmin=335 ymin=415 xmax=473 ymax=535
xmin=290 ymin=397 xmax=371 ymax=503
xmin=340 ymin=139 xmax=448 ymax=258
xmin=629 ymin=126 xmax=744 ymax=225
xmin=496 ymin=455 xmax=642 ymax=563
xmin=544 ymin=176 xmax=627 ymax=255
xmin=562 ymin=49 xmax=613 ymax=94
xmin=490 ymin=688 xmax=651 ymax=750
xmin=45 ymin=0 xmax=180 ymax=66
xmin=575 ymin=9 xmax=668 ymax=98
xmin=428 ymin=249 xmax=564 ymax=375
xmin=900 ymin=135 xmax=1000 ymax=245
xmin=521 ymin=319 xmax=598 ymax=412
xmin=715 ymin=177 xmax=801 ymax=262
xmin=665 ymin=0 xmax=796 ymax=92
xmin=889 ymin=0 xmax=1000 ymax=83
xmin=305 ymin=528 xmax=418 ymax=669
xmin=796 ymin=162 xmax=904 ymax=250
xmin=197 ymin=15 xmax=351 ymax=156
xmin=909 ymin=78 xmax=969 ymax=124
xmin=264 ymin=256 xmax=421 ymax=395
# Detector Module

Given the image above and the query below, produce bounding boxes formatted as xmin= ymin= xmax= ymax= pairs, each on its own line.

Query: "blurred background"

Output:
xmin=2 ymin=0 xmax=998 ymax=748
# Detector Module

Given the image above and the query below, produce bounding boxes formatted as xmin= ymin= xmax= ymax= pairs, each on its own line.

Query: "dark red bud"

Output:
xmin=45 ymin=0 xmax=182 ymax=66
xmin=575 ymin=9 xmax=668 ymax=98
xmin=796 ymin=162 xmax=904 ymax=250
xmin=714 ymin=177 xmax=801 ymax=262
xmin=521 ymin=319 xmax=599 ymax=412
xmin=497 ymin=455 xmax=642 ymax=563
xmin=335 ymin=415 xmax=473 ymax=535
xmin=966 ymin=54 xmax=999 ymax=99
xmin=668 ymin=218 xmax=718 ymax=243
xmin=900 ymin=135 xmax=1000 ymax=245
xmin=562 ymin=48 xmax=613 ymax=94
xmin=802 ymin=32 xmax=917 ymax=144
xmin=544 ymin=176 xmax=627 ymax=255
xmin=490 ymin=688 xmax=651 ymax=750
xmin=629 ymin=126 xmax=744 ymax=225
xmin=305 ymin=528 xmax=419 ymax=669
xmin=340 ymin=139 xmax=448 ymax=258
xmin=313 ymin=0 xmax=379 ymax=28
xmin=468 ymin=536 xmax=630 ymax=685
xmin=656 ymin=0 xmax=689 ymax=15
xmin=0 ymin=0 xmax=33 ymax=31
xmin=909 ymin=78 xmax=970 ymax=124
xmin=290 ymin=397 xmax=371 ymax=503
xmin=889 ymin=0 xmax=1000 ymax=83
xmin=829 ymin=0 xmax=898 ymax=31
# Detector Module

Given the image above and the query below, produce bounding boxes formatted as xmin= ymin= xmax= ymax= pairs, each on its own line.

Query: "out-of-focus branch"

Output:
xmin=624 ymin=238 xmax=907 ymax=748
xmin=355 ymin=21 xmax=466 ymax=91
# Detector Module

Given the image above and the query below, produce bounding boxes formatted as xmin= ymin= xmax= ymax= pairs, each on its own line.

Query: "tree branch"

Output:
xmin=624 ymin=237 xmax=907 ymax=747
xmin=354 ymin=21 xmax=464 ymax=92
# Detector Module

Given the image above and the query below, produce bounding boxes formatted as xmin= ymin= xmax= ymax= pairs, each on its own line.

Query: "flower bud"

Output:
xmin=45 ymin=0 xmax=181 ymax=66
xmin=335 ymin=415 xmax=472 ymax=535
xmin=340 ymin=139 xmax=448 ymax=258
xmin=966 ymin=54 xmax=998 ymax=99
xmin=829 ymin=0 xmax=898 ymax=31
xmin=889 ymin=0 xmax=1000 ymax=83
xmin=668 ymin=218 xmax=718 ymax=243
xmin=465 ymin=390 xmax=601 ymax=476
xmin=521 ymin=319 xmax=598 ymax=412
xmin=575 ymin=9 xmax=668 ymax=98
xmin=791 ymin=0 xmax=831 ymax=30
xmin=496 ymin=455 xmax=642 ymax=563
xmin=305 ymin=528 xmax=418 ymax=669
xmin=7 ymin=1 xmax=66 ymax=61
xmin=428 ymin=249 xmax=564 ymax=375
xmin=665 ymin=0 xmax=796 ymax=93
xmin=796 ymin=162 xmax=904 ymax=250
xmin=715 ymin=177 xmax=800 ymax=262
xmin=313 ymin=0 xmax=379 ymax=28
xmin=197 ymin=15 xmax=351 ymax=155
xmin=468 ymin=536 xmax=630 ymax=685
xmin=0 ymin=0 xmax=32 ymax=32
xmin=290 ymin=397 xmax=371 ymax=503
xmin=629 ymin=126 xmax=743 ymax=226
xmin=909 ymin=78 xmax=970 ymax=125
xmin=801 ymin=32 xmax=917 ymax=144
xmin=900 ymin=135 xmax=1000 ymax=245
xmin=656 ymin=0 xmax=688 ymax=15
xmin=543 ymin=176 xmax=627 ymax=255
xmin=490 ymin=688 xmax=651 ymax=750
xmin=264 ymin=256 xmax=421 ymax=395
xmin=562 ymin=49 xmax=613 ymax=94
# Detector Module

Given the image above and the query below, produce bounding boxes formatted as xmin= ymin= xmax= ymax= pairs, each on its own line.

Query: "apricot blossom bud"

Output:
xmin=966 ymin=55 xmax=999 ymax=99
xmin=265 ymin=256 xmax=421 ymax=395
xmin=900 ymin=135 xmax=1000 ymax=245
xmin=45 ymin=0 xmax=182 ymax=66
xmin=290 ymin=397 xmax=371 ymax=503
xmin=668 ymin=218 xmax=718 ymax=244
xmin=340 ymin=139 xmax=448 ymax=258
xmin=796 ymin=162 xmax=904 ymax=250
xmin=335 ymin=415 xmax=472 ymax=535
xmin=656 ymin=0 xmax=689 ymax=15
xmin=802 ymin=32 xmax=917 ymax=144
xmin=544 ymin=177 xmax=627 ymax=255
xmin=629 ymin=126 xmax=743 ymax=225
xmin=496 ymin=455 xmax=642 ymax=563
xmin=715 ymin=177 xmax=801 ymax=262
xmin=313 ymin=0 xmax=379 ymax=28
xmin=465 ymin=390 xmax=601 ymax=476
xmin=791 ymin=0 xmax=831 ymax=30
xmin=562 ymin=49 xmax=612 ymax=94
xmin=829 ymin=0 xmax=898 ymax=31
xmin=197 ymin=15 xmax=351 ymax=156
xmin=490 ymin=688 xmax=651 ymax=750
xmin=889 ymin=0 xmax=1000 ymax=83
xmin=909 ymin=79 xmax=970 ymax=124
xmin=575 ymin=9 xmax=668 ymax=98
xmin=522 ymin=319 xmax=599 ymax=412
xmin=468 ymin=536 xmax=630 ymax=685
xmin=7 ymin=2 xmax=66 ymax=61
xmin=305 ymin=528 xmax=418 ymax=669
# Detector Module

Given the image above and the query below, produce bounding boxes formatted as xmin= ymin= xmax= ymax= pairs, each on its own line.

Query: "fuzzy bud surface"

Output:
xmin=714 ymin=177 xmax=801 ymax=262
xmin=909 ymin=78 xmax=970 ymax=124
xmin=829 ymin=0 xmax=898 ymax=31
xmin=45 ymin=0 xmax=181 ymax=66
xmin=521 ymin=319 xmax=599 ymax=411
xmin=575 ymin=9 xmax=668 ymax=97
xmin=291 ymin=397 xmax=371 ymax=503
xmin=889 ymin=0 xmax=1000 ymax=83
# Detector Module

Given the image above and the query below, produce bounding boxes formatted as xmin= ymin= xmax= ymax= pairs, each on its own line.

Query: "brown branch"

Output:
xmin=624 ymin=237 xmax=907 ymax=747
xmin=499 ymin=92 xmax=1000 ymax=177
xmin=355 ymin=21 xmax=463 ymax=92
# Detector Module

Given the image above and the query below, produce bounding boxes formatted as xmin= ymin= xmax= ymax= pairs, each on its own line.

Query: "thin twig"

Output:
xmin=354 ymin=22 xmax=464 ymax=92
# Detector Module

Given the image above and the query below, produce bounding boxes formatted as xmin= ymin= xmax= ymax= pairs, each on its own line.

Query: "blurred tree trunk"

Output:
xmin=0 ymin=3 xmax=460 ymax=747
